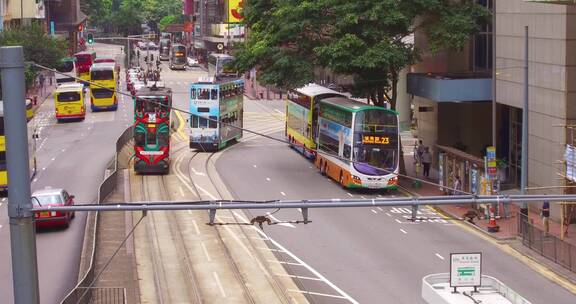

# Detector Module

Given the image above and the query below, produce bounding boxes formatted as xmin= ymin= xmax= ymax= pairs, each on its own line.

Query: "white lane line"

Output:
xmin=0 ymin=225 xmax=2 ymax=229
xmin=435 ymin=253 xmax=445 ymax=260
xmin=400 ymin=229 xmax=407 ymax=234
xmin=385 ymin=213 xmax=391 ymax=217
xmin=347 ymin=192 xmax=353 ymax=197
xmin=377 ymin=207 xmax=384 ymax=211
xmin=201 ymin=242 xmax=212 ymax=262
xmin=270 ymin=261 xmax=305 ymax=266
xmin=266 ymin=177 xmax=271 ymax=181
xmin=178 ymin=186 xmax=185 ymax=197
xmin=212 ymin=272 xmax=227 ymax=297
xmin=371 ymin=209 xmax=378 ymax=214
xmin=274 ymin=109 xmax=283 ymax=115
xmin=253 ymin=164 xmax=258 ymax=168
xmin=395 ymin=219 xmax=402 ymax=224
xmin=42 ymin=167 xmax=46 ymax=171
xmin=361 ymin=196 xmax=366 ymax=199
xmin=191 ymin=219 xmax=200 ymax=235
xmin=277 ymin=274 xmax=324 ymax=281
xmin=288 ymin=289 xmax=348 ymax=300
xmin=266 ymin=213 xmax=295 ymax=228
xmin=280 ymin=191 xmax=286 ymax=196
xmin=253 ymin=229 xmax=359 ymax=304
xmin=1 ymin=198 xmax=5 ymax=201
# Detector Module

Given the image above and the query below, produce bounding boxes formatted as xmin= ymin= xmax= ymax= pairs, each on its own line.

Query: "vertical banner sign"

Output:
xmin=486 ymin=146 xmax=497 ymax=178
xmin=470 ymin=167 xmax=478 ymax=195
xmin=450 ymin=253 xmax=482 ymax=288
xmin=228 ymin=0 xmax=244 ymax=23
xmin=50 ymin=21 xmax=55 ymax=37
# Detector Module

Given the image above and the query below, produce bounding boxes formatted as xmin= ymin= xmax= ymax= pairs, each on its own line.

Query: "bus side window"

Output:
xmin=191 ymin=88 xmax=196 ymax=99
xmin=199 ymin=116 xmax=208 ymax=128
xmin=209 ymin=116 xmax=218 ymax=128
xmin=191 ymin=115 xmax=199 ymax=128
xmin=211 ymin=89 xmax=218 ymax=100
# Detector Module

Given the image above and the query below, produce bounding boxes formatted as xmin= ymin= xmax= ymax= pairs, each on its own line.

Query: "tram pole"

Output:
xmin=1 ymin=46 xmax=40 ymax=304
xmin=520 ymin=26 xmax=529 ymax=216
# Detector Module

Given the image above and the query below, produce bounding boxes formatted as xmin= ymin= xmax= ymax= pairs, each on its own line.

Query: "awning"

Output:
xmin=407 ymin=73 xmax=492 ymax=103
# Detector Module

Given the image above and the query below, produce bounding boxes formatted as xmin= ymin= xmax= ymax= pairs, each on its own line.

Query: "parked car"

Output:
xmin=32 ymin=187 xmax=75 ymax=229
xmin=187 ymin=56 xmax=199 ymax=67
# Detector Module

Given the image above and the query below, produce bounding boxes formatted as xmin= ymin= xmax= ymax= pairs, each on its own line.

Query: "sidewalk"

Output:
xmin=27 ymin=71 xmax=56 ymax=113
xmin=399 ymin=131 xmax=576 ymax=283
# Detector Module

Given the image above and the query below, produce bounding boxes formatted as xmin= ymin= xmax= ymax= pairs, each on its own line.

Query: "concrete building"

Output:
xmin=495 ymin=0 xmax=576 ymax=219
xmin=1 ymin=0 xmax=45 ymax=28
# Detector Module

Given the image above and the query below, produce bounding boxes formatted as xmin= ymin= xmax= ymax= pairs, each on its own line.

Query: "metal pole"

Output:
xmin=520 ymin=26 xmax=529 ymax=216
xmin=127 ymin=38 xmax=131 ymax=68
xmin=491 ymin=2 xmax=497 ymax=147
xmin=1 ymin=46 xmax=40 ymax=304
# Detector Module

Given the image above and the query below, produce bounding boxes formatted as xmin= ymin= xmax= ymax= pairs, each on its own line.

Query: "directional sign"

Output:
xmin=450 ymin=252 xmax=482 ymax=288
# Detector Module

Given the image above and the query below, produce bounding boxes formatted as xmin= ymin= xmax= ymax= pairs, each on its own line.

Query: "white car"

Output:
xmin=187 ymin=56 xmax=199 ymax=67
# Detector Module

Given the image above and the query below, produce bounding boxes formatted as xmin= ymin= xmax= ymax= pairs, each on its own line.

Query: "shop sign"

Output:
xmin=470 ymin=167 xmax=478 ymax=195
xmin=486 ymin=146 xmax=497 ymax=177
xmin=565 ymin=144 xmax=576 ymax=182
xmin=438 ymin=152 xmax=444 ymax=190
xmin=450 ymin=252 xmax=482 ymax=288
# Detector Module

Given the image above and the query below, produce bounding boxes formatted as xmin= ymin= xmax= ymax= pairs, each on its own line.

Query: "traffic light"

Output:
xmin=87 ymin=33 xmax=94 ymax=45
xmin=77 ymin=24 xmax=83 ymax=32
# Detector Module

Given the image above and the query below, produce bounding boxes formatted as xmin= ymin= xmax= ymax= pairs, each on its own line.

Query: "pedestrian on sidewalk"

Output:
xmin=541 ymin=201 xmax=550 ymax=235
xmin=452 ymin=175 xmax=462 ymax=195
xmin=421 ymin=147 xmax=432 ymax=178
xmin=415 ymin=140 xmax=424 ymax=164
xmin=38 ymin=73 xmax=45 ymax=94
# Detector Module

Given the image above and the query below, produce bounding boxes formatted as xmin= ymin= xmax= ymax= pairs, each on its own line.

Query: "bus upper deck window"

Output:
xmin=199 ymin=89 xmax=209 ymax=99
xmin=211 ymin=89 xmax=218 ymax=100
xmin=191 ymin=88 xmax=197 ymax=99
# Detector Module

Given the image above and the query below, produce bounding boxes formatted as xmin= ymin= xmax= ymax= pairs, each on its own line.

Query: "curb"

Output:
xmin=398 ymin=180 xmax=516 ymax=242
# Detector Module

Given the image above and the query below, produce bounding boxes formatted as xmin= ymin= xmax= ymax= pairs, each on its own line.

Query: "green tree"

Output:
xmin=234 ymin=0 xmax=490 ymax=109
xmin=0 ymin=23 xmax=68 ymax=90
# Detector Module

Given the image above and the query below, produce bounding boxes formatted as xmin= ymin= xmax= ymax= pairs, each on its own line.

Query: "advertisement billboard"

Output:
xmin=228 ymin=0 xmax=244 ymax=23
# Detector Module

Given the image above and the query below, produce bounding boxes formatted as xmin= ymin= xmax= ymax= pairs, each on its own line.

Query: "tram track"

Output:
xmin=138 ymin=173 xmax=202 ymax=303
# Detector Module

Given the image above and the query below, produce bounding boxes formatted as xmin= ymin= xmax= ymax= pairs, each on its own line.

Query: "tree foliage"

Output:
xmin=234 ymin=0 xmax=490 ymax=109
xmin=0 ymin=23 xmax=68 ymax=89
xmin=81 ymin=0 xmax=183 ymax=34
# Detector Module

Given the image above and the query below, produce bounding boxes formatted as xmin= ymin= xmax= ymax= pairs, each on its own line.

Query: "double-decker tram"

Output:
xmin=286 ymin=84 xmax=345 ymax=158
xmin=133 ymin=84 xmax=173 ymax=174
xmin=314 ymin=97 xmax=400 ymax=190
xmin=208 ymin=53 xmax=236 ymax=78
xmin=89 ymin=63 xmax=118 ymax=111
xmin=189 ymin=77 xmax=244 ymax=151
xmin=169 ymin=44 xmax=187 ymax=70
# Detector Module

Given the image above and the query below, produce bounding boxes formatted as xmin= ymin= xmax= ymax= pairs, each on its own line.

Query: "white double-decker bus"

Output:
xmin=314 ymin=96 xmax=400 ymax=190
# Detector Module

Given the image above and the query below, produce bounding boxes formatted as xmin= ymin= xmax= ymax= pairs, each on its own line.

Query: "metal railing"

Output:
xmin=518 ymin=213 xmax=576 ymax=273
xmin=61 ymin=126 xmax=133 ymax=304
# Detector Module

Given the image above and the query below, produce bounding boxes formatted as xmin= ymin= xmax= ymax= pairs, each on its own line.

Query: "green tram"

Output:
xmin=133 ymin=83 xmax=173 ymax=174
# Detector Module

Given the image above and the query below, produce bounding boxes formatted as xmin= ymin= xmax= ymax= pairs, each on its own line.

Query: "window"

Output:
xmin=211 ymin=89 xmax=218 ymax=100
xmin=57 ymin=92 xmax=81 ymax=102
xmin=191 ymin=88 xmax=197 ymax=99
xmin=135 ymin=132 xmax=145 ymax=146
xmin=209 ymin=115 xmax=218 ymax=128
xmin=92 ymin=88 xmax=114 ymax=98
xmin=472 ymin=0 xmax=493 ymax=71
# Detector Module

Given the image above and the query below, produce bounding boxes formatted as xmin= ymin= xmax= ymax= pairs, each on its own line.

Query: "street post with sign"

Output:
xmin=450 ymin=252 xmax=482 ymax=293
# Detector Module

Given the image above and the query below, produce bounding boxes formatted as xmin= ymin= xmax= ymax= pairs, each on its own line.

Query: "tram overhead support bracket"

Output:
xmin=302 ymin=208 xmax=310 ymax=224
xmin=208 ymin=208 xmax=216 ymax=225
xmin=411 ymin=202 xmax=418 ymax=222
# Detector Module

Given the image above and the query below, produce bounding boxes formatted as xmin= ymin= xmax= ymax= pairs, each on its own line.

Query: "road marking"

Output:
xmin=212 ymin=272 xmax=226 ymax=297
xmin=288 ymin=289 xmax=348 ymax=300
xmin=266 ymin=213 xmax=295 ymax=228
xmin=178 ymin=186 xmax=185 ymax=197
xmin=253 ymin=164 xmax=258 ymax=168
xmin=191 ymin=219 xmax=200 ymax=235
xmin=274 ymin=109 xmax=283 ymax=115
xmin=395 ymin=219 xmax=401 ymax=223
xmin=191 ymin=167 xmax=206 ymax=176
xmin=347 ymin=192 xmax=353 ymax=197
xmin=361 ymin=196 xmax=366 ymax=199
xmin=201 ymin=242 xmax=212 ymax=261
xmin=371 ymin=209 xmax=378 ymax=214
xmin=42 ymin=167 xmax=46 ymax=171
xmin=277 ymin=274 xmax=324 ymax=281
xmin=252 ymin=229 xmax=360 ymax=304
xmin=377 ymin=207 xmax=384 ymax=211
xmin=280 ymin=191 xmax=286 ymax=196
xmin=51 ymin=157 xmax=55 ymax=161
xmin=0 ymin=203 xmax=2 ymax=207
xmin=400 ymin=229 xmax=407 ymax=234
xmin=266 ymin=177 xmax=271 ymax=181
xmin=0 ymin=225 xmax=2 ymax=229
xmin=435 ymin=253 xmax=445 ymax=260
xmin=2 ymin=198 xmax=6 ymax=201
xmin=271 ymin=261 xmax=305 ymax=266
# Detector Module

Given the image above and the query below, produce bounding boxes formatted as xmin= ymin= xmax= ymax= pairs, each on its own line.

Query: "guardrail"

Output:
xmin=518 ymin=213 xmax=576 ymax=273
xmin=61 ymin=126 xmax=133 ymax=304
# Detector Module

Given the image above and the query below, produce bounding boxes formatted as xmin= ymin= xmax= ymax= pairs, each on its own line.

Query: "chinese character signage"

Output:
xmin=450 ymin=253 xmax=482 ymax=287
xmin=362 ymin=135 xmax=390 ymax=145
xmin=486 ymin=146 xmax=497 ymax=177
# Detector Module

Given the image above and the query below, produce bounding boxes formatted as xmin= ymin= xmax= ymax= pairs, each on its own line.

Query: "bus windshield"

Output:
xmin=75 ymin=55 xmax=91 ymax=63
xmin=352 ymin=109 xmax=398 ymax=175
xmin=57 ymin=92 xmax=81 ymax=102
xmin=136 ymin=96 xmax=169 ymax=113
xmin=91 ymin=70 xmax=114 ymax=80
xmin=56 ymin=59 xmax=74 ymax=73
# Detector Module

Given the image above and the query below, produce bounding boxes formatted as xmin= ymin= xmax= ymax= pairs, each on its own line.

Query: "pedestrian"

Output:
xmin=416 ymin=140 xmax=425 ymax=164
xmin=421 ymin=147 xmax=432 ymax=178
xmin=452 ymin=175 xmax=462 ymax=195
xmin=541 ymin=201 xmax=550 ymax=235
xmin=38 ymin=73 xmax=45 ymax=93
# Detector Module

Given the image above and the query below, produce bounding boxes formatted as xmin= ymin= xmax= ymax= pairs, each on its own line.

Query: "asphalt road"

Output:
xmin=0 ymin=43 xmax=133 ymax=304
xmin=216 ymin=100 xmax=576 ymax=304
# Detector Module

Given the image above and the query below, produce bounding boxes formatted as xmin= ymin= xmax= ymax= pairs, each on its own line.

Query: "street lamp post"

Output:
xmin=520 ymin=26 xmax=529 ymax=216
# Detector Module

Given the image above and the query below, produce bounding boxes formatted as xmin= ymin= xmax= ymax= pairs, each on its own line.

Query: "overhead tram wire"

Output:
xmin=32 ymin=62 xmax=470 ymax=196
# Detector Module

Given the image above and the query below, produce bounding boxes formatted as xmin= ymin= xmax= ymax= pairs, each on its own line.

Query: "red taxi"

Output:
xmin=33 ymin=188 xmax=76 ymax=229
